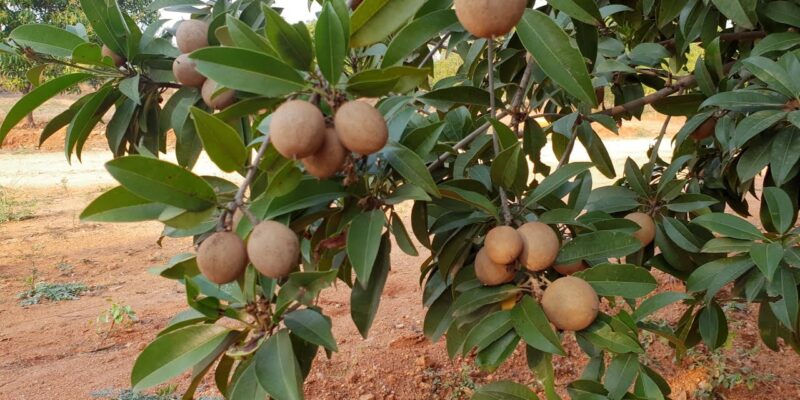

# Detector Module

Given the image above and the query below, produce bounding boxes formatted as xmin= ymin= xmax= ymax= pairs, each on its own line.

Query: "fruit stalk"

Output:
xmin=487 ymin=37 xmax=513 ymax=225
xmin=217 ymin=136 xmax=271 ymax=230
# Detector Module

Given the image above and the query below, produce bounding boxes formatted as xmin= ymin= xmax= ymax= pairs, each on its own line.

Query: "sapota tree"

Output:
xmin=2 ymin=0 xmax=800 ymax=398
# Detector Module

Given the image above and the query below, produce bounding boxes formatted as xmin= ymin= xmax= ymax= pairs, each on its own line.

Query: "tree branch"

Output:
xmin=418 ymin=33 xmax=451 ymax=68
xmin=659 ymin=31 xmax=766 ymax=50
xmin=217 ymin=137 xmax=271 ymax=230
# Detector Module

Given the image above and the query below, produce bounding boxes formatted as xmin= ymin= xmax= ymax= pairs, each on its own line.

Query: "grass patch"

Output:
xmin=18 ymin=281 xmax=88 ymax=306
xmin=90 ymin=387 xmax=224 ymax=400
xmin=0 ymin=188 xmax=35 ymax=222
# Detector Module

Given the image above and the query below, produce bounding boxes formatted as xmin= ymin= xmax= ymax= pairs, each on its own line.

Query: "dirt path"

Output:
xmin=2 ymin=142 xmax=798 ymax=399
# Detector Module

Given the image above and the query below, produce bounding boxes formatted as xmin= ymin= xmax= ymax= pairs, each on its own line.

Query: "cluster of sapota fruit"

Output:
xmin=170 ymin=19 xmax=237 ymax=110
xmin=476 ymin=212 xmax=656 ymax=332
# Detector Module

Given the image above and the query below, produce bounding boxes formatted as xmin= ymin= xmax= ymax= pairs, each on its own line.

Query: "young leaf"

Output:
xmin=190 ymin=107 xmax=247 ymax=172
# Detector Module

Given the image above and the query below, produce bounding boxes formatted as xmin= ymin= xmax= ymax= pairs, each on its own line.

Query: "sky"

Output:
xmin=162 ymin=1 xmax=320 ymax=23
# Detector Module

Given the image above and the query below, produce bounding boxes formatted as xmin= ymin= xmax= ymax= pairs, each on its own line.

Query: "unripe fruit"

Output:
xmin=247 ymin=221 xmax=299 ymax=279
xmin=691 ymin=116 xmax=717 ymax=141
xmin=454 ymin=0 xmax=527 ymax=39
xmin=176 ymin=19 xmax=210 ymax=53
xmin=334 ymin=101 xmax=388 ymax=155
xmin=270 ymin=100 xmax=326 ymax=159
xmin=625 ymin=212 xmax=656 ymax=246
xmin=197 ymin=232 xmax=248 ymax=284
xmin=553 ymin=260 xmax=588 ymax=276
xmin=302 ymin=128 xmax=348 ymax=178
xmin=517 ymin=222 xmax=560 ymax=271
xmin=475 ymin=248 xmax=516 ymax=286
xmin=541 ymin=276 xmax=599 ymax=331
xmin=101 ymin=45 xmax=125 ymax=67
xmin=485 ymin=226 xmax=523 ymax=265
xmin=202 ymin=79 xmax=236 ymax=110
xmin=172 ymin=54 xmax=206 ymax=88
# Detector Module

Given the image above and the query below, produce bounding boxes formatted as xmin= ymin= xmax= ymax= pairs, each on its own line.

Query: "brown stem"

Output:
xmin=556 ymin=130 xmax=579 ymax=169
xmin=487 ymin=37 xmax=514 ymax=225
xmin=427 ymin=110 xmax=511 ymax=171
xmin=418 ymin=33 xmax=451 ymax=68
xmin=511 ymin=54 xmax=535 ymax=135
xmin=217 ymin=137 xmax=271 ymax=230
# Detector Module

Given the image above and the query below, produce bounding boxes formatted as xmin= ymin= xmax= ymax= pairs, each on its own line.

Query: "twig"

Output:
xmin=556 ymin=130 xmax=579 ymax=169
xmin=649 ymin=115 xmax=672 ymax=165
xmin=511 ymin=54 xmax=535 ymax=135
xmin=427 ymin=110 xmax=510 ymax=171
xmin=216 ymin=137 xmax=271 ymax=230
xmin=487 ymin=38 xmax=514 ymax=225
xmin=418 ymin=33 xmax=451 ymax=68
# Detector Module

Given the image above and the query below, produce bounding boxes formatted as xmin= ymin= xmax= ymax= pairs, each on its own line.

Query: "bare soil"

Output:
xmin=1 ymin=99 xmax=798 ymax=399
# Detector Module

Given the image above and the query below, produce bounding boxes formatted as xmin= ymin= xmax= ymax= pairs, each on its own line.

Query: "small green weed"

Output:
xmin=97 ymin=299 xmax=138 ymax=332
xmin=690 ymin=347 xmax=776 ymax=399
xmin=18 ymin=281 xmax=88 ymax=306
xmin=0 ymin=188 xmax=35 ymax=223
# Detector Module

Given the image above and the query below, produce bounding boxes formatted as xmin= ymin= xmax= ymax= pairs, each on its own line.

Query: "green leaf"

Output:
xmin=284 ymin=309 xmax=338 ymax=352
xmin=584 ymin=186 xmax=640 ymax=214
xmin=263 ymin=5 xmax=313 ymax=70
xmin=316 ymin=2 xmax=347 ymax=85
xmin=733 ymin=110 xmax=787 ymax=147
xmin=700 ymin=90 xmax=788 ymax=112
xmin=751 ymin=242 xmax=784 ymax=281
xmin=658 ymin=0 xmax=689 ymax=27
xmin=226 ymin=15 xmax=274 ymax=55
xmin=0 ymin=73 xmax=92 ymax=147
xmin=255 ymin=330 xmax=304 ymax=400
xmin=263 ymin=179 xmax=346 ymax=220
xmin=752 ymin=32 xmax=800 ymax=56
xmin=421 ymin=86 xmax=492 ymax=107
xmin=701 ymin=238 xmax=754 ymax=254
xmin=764 ymin=1 xmax=800 ymax=27
xmin=517 ymin=10 xmax=597 ymax=106
xmin=686 ymin=256 xmax=754 ymax=301
xmin=575 ymin=264 xmax=657 ymax=299
xmin=190 ymin=47 xmax=306 ymax=97
xmin=665 ymin=193 xmax=719 ymax=213
xmin=763 ymin=187 xmax=795 ymax=234
xmin=770 ymin=267 xmax=799 ymax=330
xmin=491 ymin=145 xmax=524 ymax=191
xmin=527 ymin=162 xmax=593 ymax=205
xmin=439 ymin=186 xmax=498 ymax=218
xmin=737 ymin=136 xmax=772 ymax=181
xmin=463 ymin=311 xmax=514 ymax=355
xmin=709 ymin=0 xmax=757 ymax=29
xmin=452 ymin=285 xmax=520 ymax=318
xmin=577 ymin=318 xmax=643 ymax=354
xmin=743 ymin=56 xmax=798 ymax=98
xmin=550 ymin=0 xmax=602 ymax=25
xmin=105 ymin=156 xmax=217 ymax=211
xmin=382 ymin=9 xmax=458 ymax=67
xmin=351 ymin=234 xmax=391 ymax=338
xmin=691 ymin=213 xmax=765 ymax=240
xmin=770 ymin=127 xmax=800 ymax=186
xmin=632 ymin=292 xmax=691 ymax=322
xmin=346 ymin=66 xmax=430 ymax=97
xmin=9 ymin=24 xmax=86 ymax=57
xmin=556 ymin=231 xmax=642 ymax=264
xmin=390 ymin=212 xmax=419 ymax=256
xmin=476 ymin=331 xmax=520 ymax=372
xmin=80 ymin=0 xmax=129 ymax=56
xmin=228 ymin=359 xmax=268 ymax=400
xmin=472 ymin=381 xmax=539 ymax=400
xmin=347 ymin=210 xmax=387 ymax=286
xmin=66 ymin=85 xmax=120 ymax=161
xmin=651 ymin=93 xmax=705 ymax=116
xmin=384 ymin=141 xmax=441 ymax=197
xmin=511 ymin=295 xmax=566 ymax=355
xmin=132 ymin=324 xmax=233 ymax=390
xmin=190 ymin=107 xmax=247 ymax=172
xmin=350 ymin=0 xmax=427 ymax=48
xmin=604 ymin=353 xmax=639 ymax=400
xmin=80 ymin=186 xmax=166 ymax=222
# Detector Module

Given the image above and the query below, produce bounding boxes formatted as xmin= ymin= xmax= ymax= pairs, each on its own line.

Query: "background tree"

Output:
xmin=2 ymin=0 xmax=800 ymax=399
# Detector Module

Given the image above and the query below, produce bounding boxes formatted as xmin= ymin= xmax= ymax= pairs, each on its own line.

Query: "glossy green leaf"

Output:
xmin=284 ymin=309 xmax=338 ymax=352
xmin=351 ymin=234 xmax=391 ymax=338
xmin=700 ymin=90 xmax=788 ymax=112
xmin=733 ymin=110 xmax=787 ymax=147
xmin=752 ymin=32 xmax=800 ymax=56
xmin=390 ymin=212 xmax=419 ymax=256
xmin=763 ymin=187 xmax=795 ymax=234
xmin=66 ymin=85 xmax=120 ymax=161
xmin=132 ymin=324 xmax=232 ymax=390
xmin=347 ymin=210 xmax=386 ymax=286
xmin=382 ymin=9 xmax=457 ymax=67
xmin=575 ymin=263 xmax=657 ymax=299
xmin=105 ymin=156 xmax=217 ymax=211
xmin=463 ymin=311 xmax=514 ymax=355
xmin=80 ymin=0 xmax=129 ymax=56
xmin=190 ymin=107 xmax=247 ymax=172
xmin=686 ymin=256 xmax=754 ymax=301
xmin=632 ymin=292 xmax=691 ymax=322
xmin=0 ymin=73 xmax=92 ymax=146
xmin=709 ymin=0 xmax=757 ymax=29
xmin=452 ymin=285 xmax=520 ymax=318
xmin=228 ymin=359 xmax=268 ymax=400
xmin=350 ymin=0 xmax=427 ymax=48
xmin=384 ymin=141 xmax=441 ymax=197
xmin=316 ymin=2 xmax=347 ymax=85
xmin=9 ymin=24 xmax=86 ymax=57
xmin=751 ymin=242 xmax=784 ymax=281
xmin=556 ymin=231 xmax=642 ymax=265
xmin=517 ymin=10 xmax=596 ymax=106
xmin=255 ymin=330 xmax=304 ymax=400
xmin=263 ymin=5 xmax=313 ymax=70
xmin=346 ymin=66 xmax=430 ymax=97
xmin=764 ymin=1 xmax=800 ymax=27
xmin=743 ymin=56 xmax=798 ymax=98
xmin=80 ymin=186 xmax=166 ymax=222
xmin=421 ymin=86 xmax=492 ymax=107
xmin=665 ymin=193 xmax=719 ymax=213
xmin=770 ymin=127 xmax=800 ymax=186
xmin=527 ymin=162 xmax=593 ymax=205
xmin=473 ymin=381 xmax=539 ymax=400
xmin=439 ymin=186 xmax=499 ymax=218
xmin=550 ymin=0 xmax=602 ymax=24
xmin=226 ymin=15 xmax=274 ymax=54
xmin=604 ymin=353 xmax=639 ymax=400
xmin=691 ymin=213 xmax=765 ymax=240
xmin=512 ymin=295 xmax=566 ymax=355
xmin=190 ymin=47 xmax=305 ymax=97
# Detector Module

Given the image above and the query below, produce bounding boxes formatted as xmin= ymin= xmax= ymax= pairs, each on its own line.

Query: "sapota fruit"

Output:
xmin=475 ymin=248 xmax=516 ymax=286
xmin=172 ymin=54 xmax=206 ymax=88
xmin=247 ymin=221 xmax=299 ymax=279
xmin=176 ymin=19 xmax=210 ymax=53
xmin=454 ymin=0 xmax=527 ymax=39
xmin=625 ymin=212 xmax=656 ymax=246
xmin=541 ymin=276 xmax=599 ymax=331
xmin=202 ymin=79 xmax=236 ymax=110
xmin=485 ymin=226 xmax=523 ymax=265
xmin=270 ymin=100 xmax=326 ymax=159
xmin=334 ymin=101 xmax=388 ymax=155
xmin=101 ymin=45 xmax=125 ymax=67
xmin=553 ymin=260 xmax=588 ymax=276
xmin=302 ymin=128 xmax=348 ymax=178
xmin=197 ymin=232 xmax=248 ymax=284
xmin=517 ymin=222 xmax=560 ymax=271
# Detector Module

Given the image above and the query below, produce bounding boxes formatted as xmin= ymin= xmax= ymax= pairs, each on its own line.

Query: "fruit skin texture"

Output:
xmin=334 ymin=101 xmax=388 ymax=155
xmin=517 ymin=222 xmax=560 ymax=271
xmin=172 ymin=54 xmax=206 ymax=87
xmin=197 ymin=232 xmax=248 ymax=284
xmin=302 ymin=128 xmax=348 ymax=178
xmin=202 ymin=79 xmax=236 ymax=110
xmin=176 ymin=19 xmax=210 ymax=53
xmin=101 ymin=45 xmax=125 ymax=67
xmin=541 ymin=276 xmax=599 ymax=331
xmin=625 ymin=212 xmax=656 ymax=246
xmin=454 ymin=0 xmax=527 ymax=39
xmin=247 ymin=221 xmax=299 ymax=279
xmin=691 ymin=116 xmax=718 ymax=141
xmin=485 ymin=226 xmax=523 ymax=265
xmin=270 ymin=100 xmax=326 ymax=159
xmin=554 ymin=260 xmax=588 ymax=276
xmin=475 ymin=248 xmax=516 ymax=286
